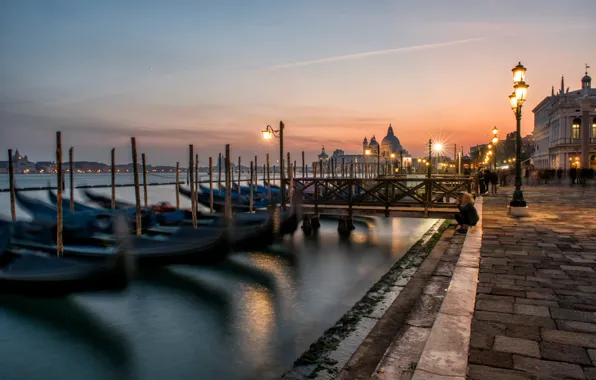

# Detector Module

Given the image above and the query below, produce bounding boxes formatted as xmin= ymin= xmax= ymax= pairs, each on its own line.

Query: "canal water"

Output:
xmin=0 ymin=174 xmax=436 ymax=380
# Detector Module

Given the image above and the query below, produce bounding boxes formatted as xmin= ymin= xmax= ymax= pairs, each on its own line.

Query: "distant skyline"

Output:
xmin=1 ymin=0 xmax=595 ymax=165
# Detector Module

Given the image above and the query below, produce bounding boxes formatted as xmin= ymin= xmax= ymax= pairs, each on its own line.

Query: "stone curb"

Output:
xmin=412 ymin=198 xmax=483 ymax=380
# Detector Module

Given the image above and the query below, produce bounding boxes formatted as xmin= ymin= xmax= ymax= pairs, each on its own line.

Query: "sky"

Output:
xmin=1 ymin=0 xmax=595 ymax=166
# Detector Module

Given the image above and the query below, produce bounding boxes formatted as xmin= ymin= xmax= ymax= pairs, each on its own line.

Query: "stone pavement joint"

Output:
xmin=467 ymin=186 xmax=596 ymax=379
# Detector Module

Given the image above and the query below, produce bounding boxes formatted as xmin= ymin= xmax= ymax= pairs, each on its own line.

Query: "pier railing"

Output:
xmin=284 ymin=177 xmax=475 ymax=217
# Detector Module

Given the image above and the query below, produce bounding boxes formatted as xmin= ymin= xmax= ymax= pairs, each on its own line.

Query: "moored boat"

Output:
xmin=9 ymin=222 xmax=230 ymax=267
xmin=0 ymin=221 xmax=131 ymax=297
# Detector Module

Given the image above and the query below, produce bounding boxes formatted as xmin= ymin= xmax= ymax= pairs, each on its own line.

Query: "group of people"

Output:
xmin=522 ymin=166 xmax=594 ymax=186
xmin=478 ymin=169 xmax=508 ymax=195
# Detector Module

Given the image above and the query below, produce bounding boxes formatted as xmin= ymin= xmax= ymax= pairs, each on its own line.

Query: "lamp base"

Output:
xmin=508 ymin=205 xmax=529 ymax=217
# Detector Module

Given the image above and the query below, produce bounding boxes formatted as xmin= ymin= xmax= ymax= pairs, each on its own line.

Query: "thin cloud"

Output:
xmin=264 ymin=37 xmax=487 ymax=70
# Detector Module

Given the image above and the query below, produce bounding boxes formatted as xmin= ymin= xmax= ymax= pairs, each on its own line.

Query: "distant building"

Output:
xmin=317 ymin=124 xmax=411 ymax=169
xmin=532 ymin=68 xmax=596 ymax=169
xmin=3 ymin=149 xmax=37 ymax=173
xmin=35 ymin=161 xmax=56 ymax=174
xmin=317 ymin=146 xmax=329 ymax=162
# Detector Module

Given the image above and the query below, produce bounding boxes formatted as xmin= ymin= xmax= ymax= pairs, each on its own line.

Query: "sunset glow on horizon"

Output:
xmin=1 ymin=0 xmax=595 ymax=165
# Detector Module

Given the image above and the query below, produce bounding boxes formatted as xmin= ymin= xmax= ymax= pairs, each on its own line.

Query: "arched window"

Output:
xmin=572 ymin=118 xmax=581 ymax=139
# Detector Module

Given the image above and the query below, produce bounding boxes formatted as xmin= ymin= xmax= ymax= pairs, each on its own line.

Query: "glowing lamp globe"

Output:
xmin=512 ymin=62 xmax=527 ymax=83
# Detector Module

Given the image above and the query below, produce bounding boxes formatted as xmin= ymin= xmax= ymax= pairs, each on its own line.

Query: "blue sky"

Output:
xmin=1 ymin=0 xmax=595 ymax=165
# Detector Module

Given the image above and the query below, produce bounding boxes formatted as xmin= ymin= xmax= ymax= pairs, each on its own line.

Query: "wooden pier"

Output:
xmin=283 ymin=176 xmax=476 ymax=218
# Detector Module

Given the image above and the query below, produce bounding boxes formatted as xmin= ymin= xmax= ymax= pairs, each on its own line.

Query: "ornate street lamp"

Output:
xmin=491 ymin=126 xmax=499 ymax=169
xmin=509 ymin=62 xmax=529 ymax=209
xmin=261 ymin=122 xmax=286 ymax=209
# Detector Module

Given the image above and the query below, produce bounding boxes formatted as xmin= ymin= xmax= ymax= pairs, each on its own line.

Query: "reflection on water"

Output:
xmin=0 ymin=184 xmax=437 ymax=380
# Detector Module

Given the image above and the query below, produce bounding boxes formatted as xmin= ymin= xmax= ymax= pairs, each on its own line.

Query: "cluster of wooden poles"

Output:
xmin=4 ymin=133 xmax=299 ymax=257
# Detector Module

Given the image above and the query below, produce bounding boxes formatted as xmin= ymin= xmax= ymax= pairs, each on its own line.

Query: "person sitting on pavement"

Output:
xmin=455 ymin=192 xmax=479 ymax=234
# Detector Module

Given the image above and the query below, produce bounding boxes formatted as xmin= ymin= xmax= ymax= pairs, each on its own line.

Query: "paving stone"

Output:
xmin=477 ymin=294 xmax=515 ymax=303
xmin=476 ymin=299 xmax=514 ymax=313
xmin=467 ymin=364 xmax=533 ymax=380
xmin=589 ymin=349 xmax=596 ymax=365
xmin=475 ymin=311 xmax=556 ymax=328
xmin=556 ymin=320 xmax=596 ymax=334
xmin=514 ymin=297 xmax=558 ymax=308
xmin=514 ymin=304 xmax=551 ymax=317
xmin=584 ymin=367 xmax=596 ymax=380
xmin=541 ymin=329 xmax=596 ymax=349
xmin=512 ymin=355 xmax=586 ymax=379
xmin=505 ymin=324 xmax=541 ymax=341
xmin=526 ymin=291 xmax=558 ymax=301
xmin=540 ymin=341 xmax=592 ymax=365
xmin=415 ymin=313 xmax=470 ymax=377
xmin=550 ymin=308 xmax=596 ymax=323
xmin=493 ymin=336 xmax=540 ymax=358
xmin=468 ymin=348 xmax=513 ymax=368
xmin=561 ymin=265 xmax=595 ymax=272
xmin=405 ymin=295 xmax=444 ymax=327
xmin=492 ymin=288 xmax=526 ymax=297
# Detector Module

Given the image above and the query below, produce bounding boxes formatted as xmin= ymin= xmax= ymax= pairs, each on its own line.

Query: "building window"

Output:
xmin=572 ymin=118 xmax=581 ymax=139
xmin=593 ymin=118 xmax=596 ymax=137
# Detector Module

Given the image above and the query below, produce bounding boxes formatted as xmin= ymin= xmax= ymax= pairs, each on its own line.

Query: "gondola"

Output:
xmin=82 ymin=189 xmax=133 ymax=210
xmin=48 ymin=189 xmax=97 ymax=213
xmin=0 ymin=221 xmax=131 ymax=296
xmin=54 ymin=189 xmax=193 ymax=227
xmin=8 ymin=221 xmax=230 ymax=267
xmin=179 ymin=186 xmax=270 ymax=212
xmin=17 ymin=190 xmax=160 ymax=233
xmin=15 ymin=191 xmax=70 ymax=223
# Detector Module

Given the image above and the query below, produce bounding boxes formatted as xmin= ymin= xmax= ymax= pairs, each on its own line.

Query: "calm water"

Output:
xmin=0 ymin=174 xmax=436 ymax=380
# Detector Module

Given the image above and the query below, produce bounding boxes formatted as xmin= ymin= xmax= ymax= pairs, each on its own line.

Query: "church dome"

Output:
xmin=369 ymin=135 xmax=379 ymax=147
xmin=381 ymin=124 xmax=402 ymax=154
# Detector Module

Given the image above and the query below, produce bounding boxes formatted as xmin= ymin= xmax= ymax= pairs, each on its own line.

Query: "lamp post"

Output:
xmin=390 ymin=153 xmax=396 ymax=174
xmin=364 ymin=149 xmax=371 ymax=178
xmin=508 ymin=62 xmax=529 ymax=208
xmin=491 ymin=126 xmax=499 ymax=170
xmin=262 ymin=121 xmax=286 ymax=209
xmin=377 ymin=148 xmax=380 ymax=177
xmin=427 ymin=139 xmax=432 ymax=178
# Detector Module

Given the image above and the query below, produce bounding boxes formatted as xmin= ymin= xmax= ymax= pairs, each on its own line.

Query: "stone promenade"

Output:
xmin=468 ymin=185 xmax=596 ymax=380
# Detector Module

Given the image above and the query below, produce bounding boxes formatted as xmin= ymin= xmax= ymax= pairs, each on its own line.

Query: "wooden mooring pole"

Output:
xmin=131 ymin=137 xmax=142 ymax=236
xmin=56 ymin=132 xmax=64 ymax=256
xmin=218 ymin=152 xmax=222 ymax=195
xmin=249 ymin=161 xmax=254 ymax=213
xmin=238 ymin=156 xmax=241 ymax=195
xmin=7 ymin=149 xmax=16 ymax=221
xmin=209 ymin=156 xmax=214 ymax=213
xmin=301 ymin=151 xmax=305 ymax=177
xmin=69 ymin=147 xmax=74 ymax=212
xmin=111 ymin=148 xmax=116 ymax=210
xmin=195 ymin=153 xmax=199 ymax=215
xmin=142 ymin=153 xmax=148 ymax=207
xmin=254 ymin=156 xmax=258 ymax=186
xmin=224 ymin=145 xmax=232 ymax=221
xmin=189 ymin=145 xmax=197 ymax=228
xmin=266 ymin=153 xmax=271 ymax=202
xmin=175 ymin=161 xmax=180 ymax=209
